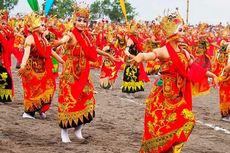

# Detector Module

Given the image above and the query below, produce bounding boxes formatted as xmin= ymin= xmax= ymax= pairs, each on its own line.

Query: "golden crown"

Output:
xmin=127 ymin=21 xmax=139 ymax=34
xmin=25 ymin=13 xmax=43 ymax=32
xmin=73 ymin=4 xmax=90 ymax=19
xmin=64 ymin=20 xmax=74 ymax=31
xmin=160 ymin=10 xmax=184 ymax=38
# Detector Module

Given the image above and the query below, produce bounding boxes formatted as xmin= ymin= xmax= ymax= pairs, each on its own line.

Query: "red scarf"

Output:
xmin=0 ymin=31 xmax=10 ymax=69
xmin=32 ymin=32 xmax=53 ymax=75
xmin=166 ymin=43 xmax=192 ymax=109
xmin=72 ymin=28 xmax=97 ymax=62
xmin=166 ymin=43 xmax=207 ymax=109
xmin=70 ymin=28 xmax=97 ymax=100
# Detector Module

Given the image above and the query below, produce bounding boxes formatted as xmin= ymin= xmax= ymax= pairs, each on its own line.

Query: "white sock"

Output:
xmin=61 ymin=129 xmax=71 ymax=143
xmin=40 ymin=112 xmax=46 ymax=119
xmin=22 ymin=112 xmax=35 ymax=119
xmin=74 ymin=125 xmax=84 ymax=139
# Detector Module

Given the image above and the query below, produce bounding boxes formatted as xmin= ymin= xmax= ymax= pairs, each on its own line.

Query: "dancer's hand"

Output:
xmin=107 ymin=55 xmax=122 ymax=63
xmin=130 ymin=53 xmax=143 ymax=66
xmin=50 ymin=40 xmax=61 ymax=48
xmin=212 ymin=75 xmax=219 ymax=88
xmin=18 ymin=66 xmax=26 ymax=77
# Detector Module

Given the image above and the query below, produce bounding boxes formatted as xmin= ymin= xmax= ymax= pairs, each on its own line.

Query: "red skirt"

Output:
xmin=140 ymin=84 xmax=195 ymax=153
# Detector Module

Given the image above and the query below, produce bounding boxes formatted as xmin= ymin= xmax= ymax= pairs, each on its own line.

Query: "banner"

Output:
xmin=45 ymin=0 xmax=55 ymax=16
xmin=27 ymin=0 xmax=39 ymax=12
xmin=120 ymin=0 xmax=128 ymax=23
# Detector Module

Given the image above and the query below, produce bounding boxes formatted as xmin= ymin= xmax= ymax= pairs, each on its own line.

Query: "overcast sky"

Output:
xmin=12 ymin=0 xmax=230 ymax=25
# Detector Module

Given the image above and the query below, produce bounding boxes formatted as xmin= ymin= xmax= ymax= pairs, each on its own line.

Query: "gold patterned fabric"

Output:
xmin=122 ymin=65 xmax=144 ymax=93
xmin=22 ymin=41 xmax=55 ymax=114
xmin=0 ymin=65 xmax=12 ymax=102
xmin=58 ymin=42 xmax=95 ymax=129
xmin=140 ymin=52 xmax=195 ymax=153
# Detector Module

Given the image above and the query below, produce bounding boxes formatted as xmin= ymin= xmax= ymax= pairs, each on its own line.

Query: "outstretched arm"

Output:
xmin=51 ymin=50 xmax=64 ymax=64
xmin=18 ymin=35 xmax=33 ymax=77
xmin=20 ymin=35 xmax=33 ymax=68
xmin=131 ymin=49 xmax=159 ymax=64
xmin=96 ymin=48 xmax=120 ymax=62
xmin=52 ymin=34 xmax=71 ymax=48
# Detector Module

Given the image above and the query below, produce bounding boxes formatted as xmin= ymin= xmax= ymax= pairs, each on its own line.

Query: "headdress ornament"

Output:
xmin=25 ymin=13 xmax=44 ymax=32
xmin=73 ymin=3 xmax=90 ymax=20
xmin=160 ymin=9 xmax=184 ymax=40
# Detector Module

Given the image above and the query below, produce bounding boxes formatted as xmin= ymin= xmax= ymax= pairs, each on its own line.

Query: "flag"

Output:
xmin=45 ymin=0 xmax=55 ymax=16
xmin=120 ymin=0 xmax=128 ymax=23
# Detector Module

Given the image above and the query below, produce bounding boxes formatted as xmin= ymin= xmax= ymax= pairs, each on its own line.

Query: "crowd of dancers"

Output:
xmin=0 ymin=4 xmax=229 ymax=153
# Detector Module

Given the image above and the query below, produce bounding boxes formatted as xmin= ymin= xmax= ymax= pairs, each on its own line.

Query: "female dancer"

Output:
xmin=132 ymin=12 xmax=218 ymax=153
xmin=18 ymin=13 xmax=64 ymax=119
xmin=52 ymin=5 xmax=98 ymax=143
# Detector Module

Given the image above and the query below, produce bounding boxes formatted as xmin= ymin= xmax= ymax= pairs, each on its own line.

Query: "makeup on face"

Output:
xmin=177 ymin=25 xmax=186 ymax=33
xmin=76 ymin=17 xmax=88 ymax=23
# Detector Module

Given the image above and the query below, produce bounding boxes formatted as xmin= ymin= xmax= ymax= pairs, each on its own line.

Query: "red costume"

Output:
xmin=0 ymin=10 xmax=22 ymax=102
xmin=22 ymin=33 xmax=55 ymax=115
xmin=140 ymin=43 xmax=207 ymax=153
xmin=58 ymin=28 xmax=97 ymax=128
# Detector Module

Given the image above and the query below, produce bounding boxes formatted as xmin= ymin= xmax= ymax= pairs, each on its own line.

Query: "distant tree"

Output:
xmin=90 ymin=0 xmax=137 ymax=22
xmin=43 ymin=0 xmax=75 ymax=19
xmin=0 ymin=0 xmax=19 ymax=10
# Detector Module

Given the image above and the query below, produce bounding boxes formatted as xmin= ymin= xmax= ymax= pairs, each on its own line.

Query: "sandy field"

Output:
xmin=0 ymin=65 xmax=230 ymax=153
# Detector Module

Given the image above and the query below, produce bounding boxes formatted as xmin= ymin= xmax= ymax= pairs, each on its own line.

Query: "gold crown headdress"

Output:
xmin=64 ymin=19 xmax=74 ymax=32
xmin=127 ymin=21 xmax=138 ymax=35
xmin=221 ymin=28 xmax=229 ymax=38
xmin=160 ymin=10 xmax=184 ymax=40
xmin=106 ymin=25 xmax=114 ymax=43
xmin=73 ymin=3 xmax=90 ymax=20
xmin=25 ymin=13 xmax=43 ymax=32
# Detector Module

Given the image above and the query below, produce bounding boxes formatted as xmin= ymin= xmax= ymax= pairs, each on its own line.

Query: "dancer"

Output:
xmin=192 ymin=37 xmax=212 ymax=96
xmin=18 ymin=13 xmax=64 ymax=119
xmin=0 ymin=9 xmax=22 ymax=103
xmin=131 ymin=12 xmax=218 ymax=153
xmin=99 ymin=31 xmax=122 ymax=89
xmin=217 ymin=41 xmax=230 ymax=121
xmin=52 ymin=5 xmax=97 ymax=143
xmin=122 ymin=22 xmax=149 ymax=98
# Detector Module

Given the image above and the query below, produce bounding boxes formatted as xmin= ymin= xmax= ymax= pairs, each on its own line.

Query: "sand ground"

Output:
xmin=0 ymin=66 xmax=230 ymax=153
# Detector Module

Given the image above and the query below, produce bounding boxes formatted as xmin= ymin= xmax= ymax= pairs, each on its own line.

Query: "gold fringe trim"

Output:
xmin=0 ymin=89 xmax=12 ymax=100
xmin=122 ymin=81 xmax=144 ymax=91
xmin=58 ymin=99 xmax=95 ymax=128
xmin=140 ymin=121 xmax=194 ymax=153
xmin=24 ymin=88 xmax=54 ymax=112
